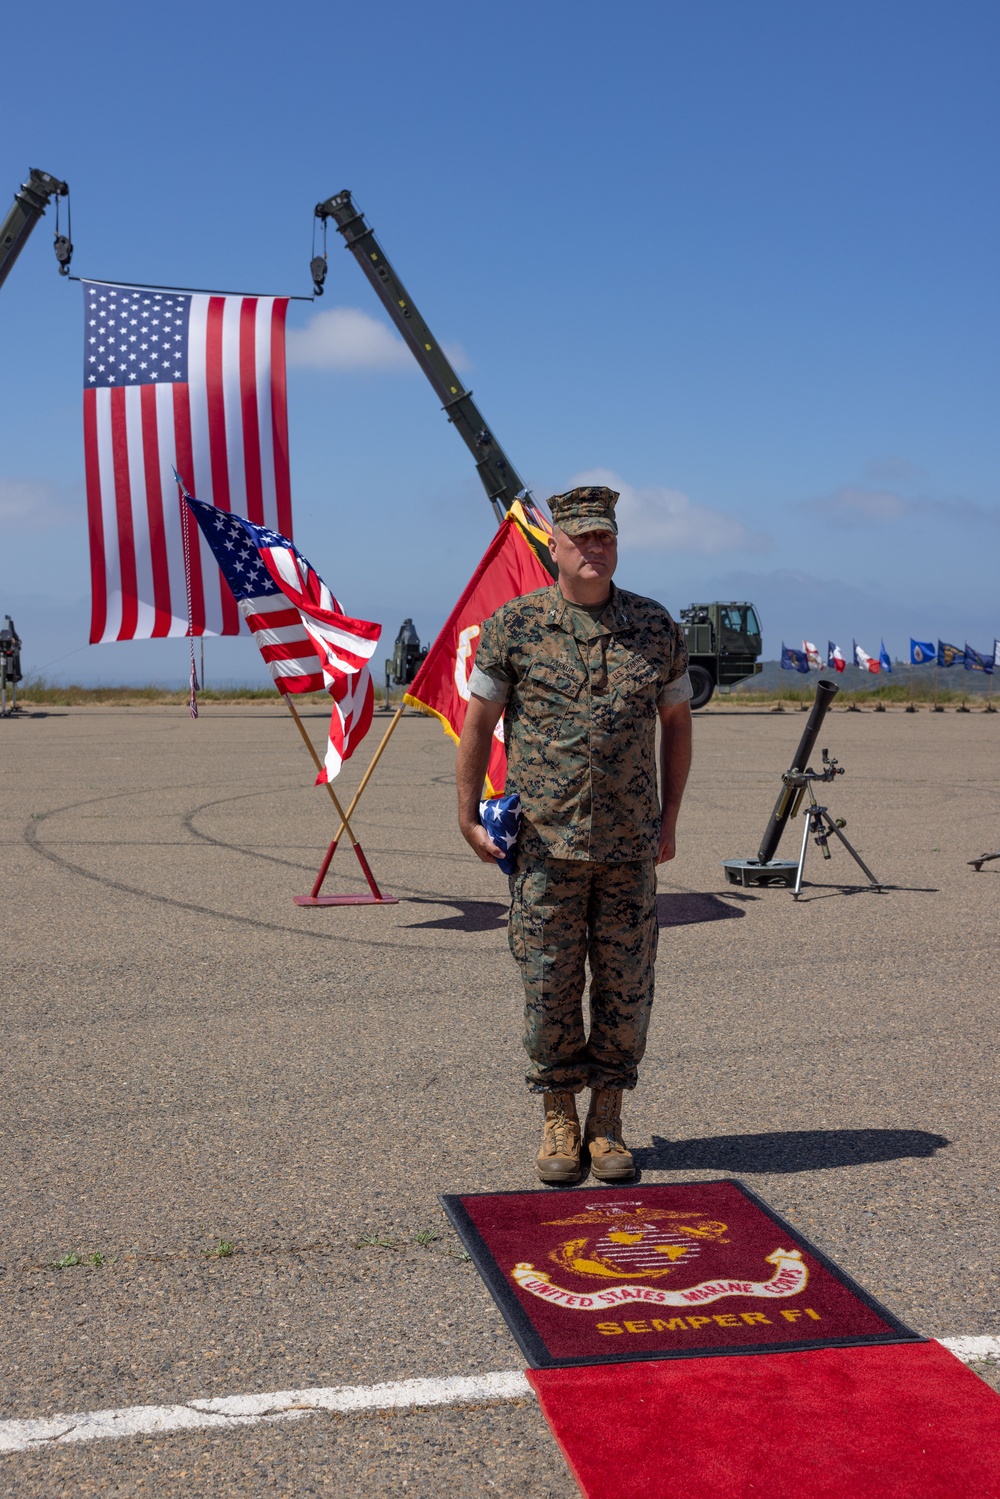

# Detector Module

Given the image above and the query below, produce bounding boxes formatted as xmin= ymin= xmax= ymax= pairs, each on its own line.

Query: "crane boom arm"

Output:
xmin=0 ymin=169 xmax=70 ymax=291
xmin=314 ymin=189 xmax=527 ymax=524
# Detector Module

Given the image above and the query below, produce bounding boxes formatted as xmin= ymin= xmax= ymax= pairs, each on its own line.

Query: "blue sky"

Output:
xmin=2 ymin=0 xmax=998 ymax=684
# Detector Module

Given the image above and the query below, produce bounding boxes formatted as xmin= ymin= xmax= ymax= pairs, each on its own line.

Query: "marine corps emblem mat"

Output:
xmin=441 ymin=1180 xmax=919 ymax=1369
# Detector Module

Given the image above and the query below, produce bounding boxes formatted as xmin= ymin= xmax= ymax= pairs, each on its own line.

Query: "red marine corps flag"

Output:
xmin=404 ymin=502 xmax=553 ymax=794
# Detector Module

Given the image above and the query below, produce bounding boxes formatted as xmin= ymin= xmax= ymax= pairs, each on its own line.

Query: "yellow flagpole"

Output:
xmin=284 ymin=696 xmax=360 ymax=846
xmin=331 ymin=704 xmax=406 ymax=841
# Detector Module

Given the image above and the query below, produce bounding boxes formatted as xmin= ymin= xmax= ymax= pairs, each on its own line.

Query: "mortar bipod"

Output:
xmin=788 ymin=751 xmax=883 ymax=899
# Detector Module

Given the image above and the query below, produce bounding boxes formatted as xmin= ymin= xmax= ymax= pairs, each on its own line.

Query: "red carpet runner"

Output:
xmin=443 ymin=1183 xmax=1000 ymax=1495
xmin=528 ymin=1341 xmax=1000 ymax=1498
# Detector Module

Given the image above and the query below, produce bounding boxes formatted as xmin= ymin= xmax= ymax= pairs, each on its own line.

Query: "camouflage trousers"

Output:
xmin=507 ymin=840 xmax=658 ymax=1095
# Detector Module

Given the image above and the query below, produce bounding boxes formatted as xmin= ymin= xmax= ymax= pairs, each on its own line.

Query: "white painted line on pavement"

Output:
xmin=0 ymin=1371 xmax=533 ymax=1456
xmin=1 ymin=1341 xmax=996 ymax=1457
xmin=940 ymin=1336 xmax=1000 ymax=1364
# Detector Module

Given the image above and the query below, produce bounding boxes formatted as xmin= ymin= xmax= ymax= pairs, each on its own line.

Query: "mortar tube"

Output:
xmin=756 ymin=679 xmax=840 ymax=864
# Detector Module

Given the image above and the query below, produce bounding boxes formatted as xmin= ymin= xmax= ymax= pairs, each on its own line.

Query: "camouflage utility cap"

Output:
xmin=549 ymin=486 xmax=619 ymax=537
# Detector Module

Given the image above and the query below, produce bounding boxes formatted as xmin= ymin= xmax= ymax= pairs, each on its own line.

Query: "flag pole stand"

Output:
xmin=957 ymin=650 xmax=973 ymax=712
xmin=284 ymin=697 xmax=399 ymax=907
xmin=933 ymin=661 xmax=944 ymax=711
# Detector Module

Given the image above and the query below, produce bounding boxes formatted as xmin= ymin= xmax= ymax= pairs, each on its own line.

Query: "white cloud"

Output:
xmin=822 ymin=486 xmax=910 ymax=522
xmin=805 ymin=484 xmax=1000 ymax=526
xmin=287 ymin=306 xmax=411 ymax=371
xmin=865 ymin=455 xmax=924 ymax=483
xmin=566 ymin=468 xmax=768 ymax=555
xmin=0 ymin=478 xmax=78 ymax=532
xmin=286 ymin=305 xmax=469 ymax=374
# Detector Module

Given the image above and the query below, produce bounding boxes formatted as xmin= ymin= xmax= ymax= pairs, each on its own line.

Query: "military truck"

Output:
xmin=312 ymin=192 xmax=764 ymax=708
xmin=680 ymin=602 xmax=762 ymax=709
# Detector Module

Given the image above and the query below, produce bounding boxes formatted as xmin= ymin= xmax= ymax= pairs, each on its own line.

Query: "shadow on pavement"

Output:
xmin=792 ymin=884 xmax=939 ymax=901
xmin=634 ymin=1128 xmax=950 ymax=1174
xmin=401 ymin=892 xmax=754 ymax=933
xmin=656 ymin=892 xmax=753 ymax=927
xmin=402 ymin=898 xmax=508 ymax=932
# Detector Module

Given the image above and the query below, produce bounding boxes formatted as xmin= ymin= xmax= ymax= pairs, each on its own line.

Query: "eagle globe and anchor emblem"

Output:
xmin=547 ymin=1202 xmax=728 ymax=1281
xmin=509 ymin=1202 xmax=810 ymax=1312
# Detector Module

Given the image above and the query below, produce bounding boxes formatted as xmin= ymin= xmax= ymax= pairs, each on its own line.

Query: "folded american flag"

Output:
xmin=479 ymin=792 xmax=522 ymax=875
xmin=184 ymin=488 xmax=380 ymax=781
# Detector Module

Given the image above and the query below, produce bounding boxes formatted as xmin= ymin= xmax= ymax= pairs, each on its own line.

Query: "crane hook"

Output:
xmin=53 ymin=186 xmax=72 ymax=276
xmin=310 ymin=212 xmax=327 ymax=295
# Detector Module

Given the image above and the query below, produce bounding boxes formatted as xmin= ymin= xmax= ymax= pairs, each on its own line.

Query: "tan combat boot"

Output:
xmin=585 ymin=1087 xmax=635 ymax=1181
xmin=536 ymin=1091 xmax=582 ymax=1184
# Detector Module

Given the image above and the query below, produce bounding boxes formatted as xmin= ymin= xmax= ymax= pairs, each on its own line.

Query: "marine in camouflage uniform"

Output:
xmin=456 ymin=486 xmax=692 ymax=1184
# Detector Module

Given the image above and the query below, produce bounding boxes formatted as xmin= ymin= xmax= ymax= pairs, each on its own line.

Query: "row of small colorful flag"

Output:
xmin=780 ymin=640 xmax=1000 ymax=675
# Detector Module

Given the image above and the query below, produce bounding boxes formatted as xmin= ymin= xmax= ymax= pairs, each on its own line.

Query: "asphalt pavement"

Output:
xmin=2 ymin=701 xmax=998 ymax=1495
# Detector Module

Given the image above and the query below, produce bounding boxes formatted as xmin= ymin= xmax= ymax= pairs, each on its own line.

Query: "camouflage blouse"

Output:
xmin=471 ymin=584 xmax=690 ymax=862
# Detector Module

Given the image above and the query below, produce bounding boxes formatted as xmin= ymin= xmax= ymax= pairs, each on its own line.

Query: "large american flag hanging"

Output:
xmin=185 ymin=493 xmax=381 ymax=781
xmin=82 ymin=280 xmax=291 ymax=644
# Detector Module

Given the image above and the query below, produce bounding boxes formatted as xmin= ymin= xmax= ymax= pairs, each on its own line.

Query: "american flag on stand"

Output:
xmin=185 ymin=492 xmax=381 ymax=781
xmin=82 ymin=280 xmax=291 ymax=644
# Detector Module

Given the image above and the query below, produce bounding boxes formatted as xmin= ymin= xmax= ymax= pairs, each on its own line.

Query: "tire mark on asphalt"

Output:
xmin=181 ymin=794 xmax=474 ymax=892
xmin=21 ymin=794 xmax=505 ymax=954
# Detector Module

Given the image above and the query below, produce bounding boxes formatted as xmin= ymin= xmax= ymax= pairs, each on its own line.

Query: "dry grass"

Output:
xmin=18 ymin=683 xmax=292 ymax=707
xmin=16 ymin=680 xmax=411 ymax=709
xmin=728 ymin=682 xmax=995 ymax=708
xmin=14 ymin=676 xmax=995 ymax=711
